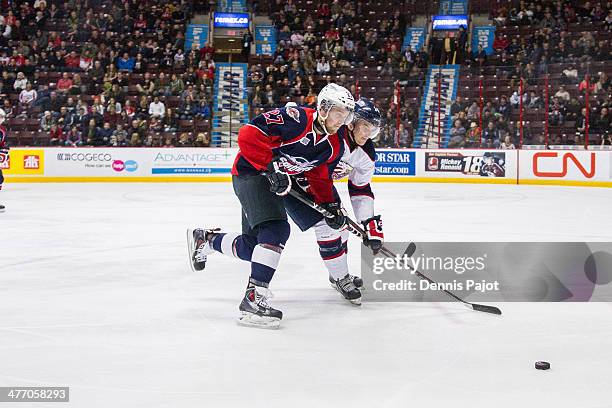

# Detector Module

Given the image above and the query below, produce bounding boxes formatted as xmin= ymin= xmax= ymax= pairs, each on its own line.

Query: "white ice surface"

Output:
xmin=1 ymin=182 xmax=612 ymax=408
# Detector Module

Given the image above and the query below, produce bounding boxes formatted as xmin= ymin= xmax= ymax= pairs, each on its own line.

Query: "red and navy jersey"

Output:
xmin=232 ymin=106 xmax=344 ymax=203
xmin=0 ymin=125 xmax=7 ymax=148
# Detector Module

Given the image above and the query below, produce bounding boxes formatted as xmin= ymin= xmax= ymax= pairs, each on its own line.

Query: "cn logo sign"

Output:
xmin=533 ymin=152 xmax=596 ymax=178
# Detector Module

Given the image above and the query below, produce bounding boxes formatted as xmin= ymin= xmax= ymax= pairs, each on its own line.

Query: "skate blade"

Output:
xmin=329 ymin=282 xmax=365 ymax=291
xmin=237 ymin=312 xmax=281 ymax=330
xmin=349 ymin=297 xmax=362 ymax=306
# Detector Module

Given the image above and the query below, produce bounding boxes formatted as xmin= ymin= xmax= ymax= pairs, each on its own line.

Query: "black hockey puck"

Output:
xmin=535 ymin=361 xmax=550 ymax=370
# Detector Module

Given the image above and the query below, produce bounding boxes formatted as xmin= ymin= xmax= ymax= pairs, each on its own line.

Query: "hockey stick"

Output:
xmin=285 ymin=188 xmax=502 ymax=315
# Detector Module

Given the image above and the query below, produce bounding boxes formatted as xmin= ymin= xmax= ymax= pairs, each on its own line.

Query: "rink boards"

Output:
xmin=2 ymin=147 xmax=612 ymax=188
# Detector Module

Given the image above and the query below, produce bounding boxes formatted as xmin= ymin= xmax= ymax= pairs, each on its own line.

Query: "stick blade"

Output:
xmin=471 ymin=303 xmax=502 ymax=315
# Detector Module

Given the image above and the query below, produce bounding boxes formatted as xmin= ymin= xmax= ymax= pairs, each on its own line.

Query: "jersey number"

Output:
xmin=262 ymin=110 xmax=284 ymax=125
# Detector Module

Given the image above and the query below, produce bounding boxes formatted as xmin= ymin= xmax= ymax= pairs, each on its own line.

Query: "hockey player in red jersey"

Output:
xmin=187 ymin=84 xmax=355 ymax=328
xmin=0 ymin=108 xmax=8 ymax=213
xmin=283 ymin=98 xmax=384 ymax=304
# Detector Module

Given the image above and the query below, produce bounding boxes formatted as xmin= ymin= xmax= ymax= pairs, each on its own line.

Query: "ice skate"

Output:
xmin=186 ymin=228 xmax=220 ymax=272
xmin=332 ymin=274 xmax=362 ymax=305
xmin=329 ymin=273 xmax=363 ymax=289
xmin=238 ymin=281 xmax=283 ymax=329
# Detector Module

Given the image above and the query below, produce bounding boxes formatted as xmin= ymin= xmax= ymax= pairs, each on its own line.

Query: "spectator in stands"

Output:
xmin=84 ymin=119 xmax=98 ymax=145
xmin=137 ymin=72 xmax=157 ymax=96
xmin=593 ymin=107 xmax=610 ymax=135
xmin=175 ymin=132 xmax=189 ymax=147
xmin=1 ymin=99 xmax=14 ymax=119
xmin=194 ymin=131 xmax=210 ymax=147
xmin=40 ymin=110 xmax=55 ymax=132
xmin=473 ymin=45 xmax=487 ymax=70
xmin=549 ymin=97 xmax=566 ymax=125
xmin=528 ymin=91 xmax=544 ymax=109
xmin=18 ymin=82 xmax=37 ymax=115
xmin=64 ymin=126 xmax=83 ymax=147
xmin=195 ymin=99 xmax=211 ymax=119
xmin=465 ymin=122 xmax=481 ymax=147
xmin=64 ymin=51 xmax=81 ymax=72
xmin=554 ymin=85 xmax=571 ymax=102
xmin=497 ymin=96 xmax=512 ymax=119
xmin=56 ymin=73 xmax=72 ymax=94
xmin=561 ymin=65 xmax=579 ymax=84
xmin=316 ymin=56 xmax=330 ymax=75
xmin=117 ymin=53 xmax=135 ymax=72
xmin=148 ymin=96 xmax=165 ymax=119
xmin=449 ymin=120 xmax=467 ymax=148
xmin=593 ymin=72 xmax=610 ymax=94
xmin=123 ymin=100 xmax=136 ymax=118
xmin=13 ymin=72 xmax=27 ymax=91
xmin=392 ymin=124 xmax=411 ymax=148
xmin=57 ymin=106 xmax=74 ymax=131
xmin=128 ymin=119 xmax=146 ymax=147
xmin=49 ymin=123 xmax=64 ymax=145
xmin=110 ymin=124 xmax=128 ymax=147
xmin=483 ymin=121 xmax=500 ymax=146
xmin=500 ymin=135 xmax=516 ymax=149
xmin=169 ymin=73 xmax=185 ymax=96
xmin=92 ymin=98 xmax=105 ymax=116
xmin=467 ymin=101 xmax=480 ymax=121
xmin=163 ymin=108 xmax=178 ymax=133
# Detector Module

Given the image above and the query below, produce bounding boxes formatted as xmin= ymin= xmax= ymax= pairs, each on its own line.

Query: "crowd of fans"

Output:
xmin=0 ymin=0 xmax=610 ymax=149
xmin=0 ymin=0 xmax=215 ymax=147
xmin=443 ymin=0 xmax=612 ymax=148
xmin=249 ymin=0 xmax=610 ymax=149
xmin=248 ymin=0 xmax=420 ymax=138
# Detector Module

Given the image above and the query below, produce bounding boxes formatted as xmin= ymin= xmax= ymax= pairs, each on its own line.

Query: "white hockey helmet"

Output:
xmin=285 ymin=101 xmax=298 ymax=107
xmin=0 ymin=108 xmax=5 ymax=125
xmin=316 ymin=83 xmax=355 ymax=127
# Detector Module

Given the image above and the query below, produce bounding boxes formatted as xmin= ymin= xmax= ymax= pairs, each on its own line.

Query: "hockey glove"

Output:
xmin=265 ymin=158 xmax=292 ymax=196
xmin=0 ymin=146 xmax=9 ymax=155
xmin=322 ymin=201 xmax=346 ymax=230
xmin=362 ymin=215 xmax=384 ymax=254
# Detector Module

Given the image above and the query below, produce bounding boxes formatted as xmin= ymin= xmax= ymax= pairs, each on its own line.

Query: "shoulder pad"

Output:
xmin=359 ymin=138 xmax=376 ymax=162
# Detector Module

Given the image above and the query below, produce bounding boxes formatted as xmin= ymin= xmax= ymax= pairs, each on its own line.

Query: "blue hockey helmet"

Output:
xmin=352 ymin=98 xmax=382 ymax=139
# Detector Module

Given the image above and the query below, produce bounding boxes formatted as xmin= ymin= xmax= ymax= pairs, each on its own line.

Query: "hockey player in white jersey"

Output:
xmin=283 ymin=98 xmax=384 ymax=304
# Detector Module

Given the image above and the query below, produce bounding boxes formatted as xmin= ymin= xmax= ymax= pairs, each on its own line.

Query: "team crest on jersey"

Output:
xmin=278 ymin=154 xmax=319 ymax=174
xmin=0 ymin=152 xmax=9 ymax=169
xmin=332 ymin=160 xmax=353 ymax=180
xmin=286 ymin=107 xmax=300 ymax=123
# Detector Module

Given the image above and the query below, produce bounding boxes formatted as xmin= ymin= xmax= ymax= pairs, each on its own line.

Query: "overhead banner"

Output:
xmin=213 ymin=12 xmax=249 ymax=29
xmin=417 ymin=65 xmax=460 ymax=145
xmin=432 ymin=15 xmax=468 ymax=30
xmin=472 ymin=26 xmax=496 ymax=55
xmin=254 ymin=25 xmax=277 ymax=55
xmin=439 ymin=0 xmax=468 ymax=15
xmin=402 ymin=28 xmax=426 ymax=52
xmin=184 ymin=24 xmax=209 ymax=52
